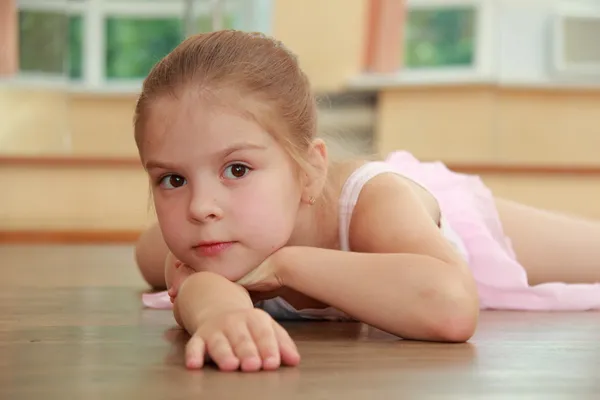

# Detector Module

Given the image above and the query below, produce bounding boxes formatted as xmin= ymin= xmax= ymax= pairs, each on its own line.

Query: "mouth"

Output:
xmin=192 ymin=241 xmax=236 ymax=257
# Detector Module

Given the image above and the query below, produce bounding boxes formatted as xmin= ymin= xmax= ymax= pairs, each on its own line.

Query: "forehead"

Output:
xmin=140 ymin=93 xmax=277 ymax=158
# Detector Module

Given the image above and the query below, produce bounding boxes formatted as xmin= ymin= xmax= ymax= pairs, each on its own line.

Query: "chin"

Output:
xmin=186 ymin=244 xmax=276 ymax=281
xmin=209 ymin=268 xmax=254 ymax=284
xmin=188 ymin=259 xmax=255 ymax=282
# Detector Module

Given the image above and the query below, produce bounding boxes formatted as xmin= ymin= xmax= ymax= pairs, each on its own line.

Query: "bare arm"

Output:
xmin=276 ymin=174 xmax=479 ymax=342
xmin=173 ymin=271 xmax=254 ymax=331
xmin=135 ymin=222 xmax=170 ymax=289
xmin=173 ymin=271 xmax=300 ymax=372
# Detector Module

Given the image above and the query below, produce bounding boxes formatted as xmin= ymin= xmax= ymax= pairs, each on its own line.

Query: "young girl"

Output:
xmin=134 ymin=30 xmax=600 ymax=373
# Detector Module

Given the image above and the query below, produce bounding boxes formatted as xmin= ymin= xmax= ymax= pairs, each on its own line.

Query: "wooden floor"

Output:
xmin=1 ymin=244 xmax=600 ymax=399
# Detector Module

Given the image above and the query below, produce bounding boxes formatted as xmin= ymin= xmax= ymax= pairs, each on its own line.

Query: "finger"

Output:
xmin=169 ymin=265 xmax=194 ymax=297
xmin=185 ymin=334 xmax=206 ymax=370
xmin=226 ymin=324 xmax=262 ymax=372
xmin=273 ymin=323 xmax=301 ymax=366
xmin=181 ymin=263 xmax=196 ymax=275
xmin=205 ymin=332 xmax=240 ymax=371
xmin=248 ymin=313 xmax=280 ymax=370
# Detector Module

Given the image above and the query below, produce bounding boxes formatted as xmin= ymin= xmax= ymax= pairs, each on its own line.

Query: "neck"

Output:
xmin=279 ymin=193 xmax=339 ymax=311
xmin=287 ymin=194 xmax=339 ymax=250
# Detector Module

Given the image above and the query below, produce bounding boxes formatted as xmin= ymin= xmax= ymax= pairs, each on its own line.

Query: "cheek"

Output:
xmin=152 ymin=193 xmax=188 ymax=250
xmin=231 ymin=176 xmax=300 ymax=247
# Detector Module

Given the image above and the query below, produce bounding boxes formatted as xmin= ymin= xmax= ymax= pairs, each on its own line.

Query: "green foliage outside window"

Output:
xmin=18 ymin=10 xmax=235 ymax=81
xmin=404 ymin=7 xmax=476 ymax=68
xmin=106 ymin=14 xmax=235 ymax=79
xmin=18 ymin=11 xmax=83 ymax=79
xmin=105 ymin=18 xmax=184 ymax=79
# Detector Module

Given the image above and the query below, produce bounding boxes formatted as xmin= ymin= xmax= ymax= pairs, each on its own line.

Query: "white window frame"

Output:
xmin=551 ymin=2 xmax=600 ymax=78
xmin=8 ymin=0 xmax=273 ymax=94
xmin=349 ymin=0 xmax=496 ymax=89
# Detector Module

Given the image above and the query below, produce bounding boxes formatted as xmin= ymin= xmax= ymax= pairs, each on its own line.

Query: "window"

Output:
xmin=405 ymin=6 xmax=476 ymax=68
xmin=104 ymin=17 xmax=185 ymax=80
xmin=552 ymin=5 xmax=600 ymax=76
xmin=13 ymin=0 xmax=272 ymax=91
xmin=17 ymin=1 xmax=84 ymax=80
xmin=357 ymin=0 xmax=493 ymax=87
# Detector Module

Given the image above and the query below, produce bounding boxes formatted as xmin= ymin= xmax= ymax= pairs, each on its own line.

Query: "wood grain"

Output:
xmin=0 ymin=230 xmax=142 ymax=244
xmin=1 ymin=244 xmax=599 ymax=399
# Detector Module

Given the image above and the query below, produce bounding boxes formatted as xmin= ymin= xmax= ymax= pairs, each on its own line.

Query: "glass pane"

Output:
xmin=404 ymin=7 xmax=476 ymax=68
xmin=105 ymin=17 xmax=184 ymax=80
xmin=563 ymin=17 xmax=600 ymax=63
xmin=18 ymin=11 xmax=83 ymax=78
xmin=196 ymin=13 xmax=236 ymax=32
xmin=68 ymin=16 xmax=84 ymax=79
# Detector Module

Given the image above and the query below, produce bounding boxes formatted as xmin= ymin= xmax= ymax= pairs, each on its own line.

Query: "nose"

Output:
xmin=187 ymin=189 xmax=223 ymax=223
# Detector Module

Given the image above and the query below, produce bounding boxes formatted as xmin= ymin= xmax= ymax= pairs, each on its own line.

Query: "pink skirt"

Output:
xmin=384 ymin=151 xmax=600 ymax=311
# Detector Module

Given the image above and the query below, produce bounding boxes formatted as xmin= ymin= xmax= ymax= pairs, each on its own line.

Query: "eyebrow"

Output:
xmin=144 ymin=142 xmax=267 ymax=170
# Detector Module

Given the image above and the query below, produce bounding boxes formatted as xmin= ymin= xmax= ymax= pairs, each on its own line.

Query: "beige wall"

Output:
xmin=69 ymin=94 xmax=140 ymax=156
xmin=376 ymin=86 xmax=600 ymax=165
xmin=0 ymin=164 xmax=151 ymax=230
xmin=0 ymin=88 xmax=71 ymax=155
xmin=272 ymin=0 xmax=368 ymax=92
xmin=478 ymin=174 xmax=600 ymax=220
xmin=0 ymin=91 xmax=140 ymax=157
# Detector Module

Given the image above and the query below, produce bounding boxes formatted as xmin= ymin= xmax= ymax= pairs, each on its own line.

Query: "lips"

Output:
xmin=193 ymin=241 xmax=235 ymax=257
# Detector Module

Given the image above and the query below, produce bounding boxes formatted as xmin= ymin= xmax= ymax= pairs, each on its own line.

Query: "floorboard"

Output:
xmin=1 ymin=244 xmax=599 ymax=399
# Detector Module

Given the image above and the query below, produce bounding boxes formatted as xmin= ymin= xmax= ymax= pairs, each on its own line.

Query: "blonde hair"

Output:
xmin=133 ymin=30 xmax=318 ymax=175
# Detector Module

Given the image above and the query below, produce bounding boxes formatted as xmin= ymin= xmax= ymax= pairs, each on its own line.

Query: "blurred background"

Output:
xmin=1 ymin=0 xmax=600 ymax=244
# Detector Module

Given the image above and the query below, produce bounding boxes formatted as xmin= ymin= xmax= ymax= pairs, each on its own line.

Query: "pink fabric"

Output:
xmin=383 ymin=151 xmax=600 ymax=310
xmin=142 ymin=292 xmax=172 ymax=309
xmin=142 ymin=150 xmax=600 ymax=311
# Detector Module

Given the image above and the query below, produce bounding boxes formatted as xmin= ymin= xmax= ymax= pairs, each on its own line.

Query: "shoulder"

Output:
xmin=327 ymin=158 xmax=441 ymax=230
xmin=347 ymin=171 xmax=463 ymax=266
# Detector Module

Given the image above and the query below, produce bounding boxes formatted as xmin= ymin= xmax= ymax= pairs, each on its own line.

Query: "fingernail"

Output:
xmin=186 ymin=357 xmax=201 ymax=369
xmin=264 ymin=356 xmax=278 ymax=367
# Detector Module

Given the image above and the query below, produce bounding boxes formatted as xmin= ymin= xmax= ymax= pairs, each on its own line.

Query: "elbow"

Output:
xmin=382 ymin=279 xmax=479 ymax=343
xmin=427 ymin=275 xmax=480 ymax=343
xmin=433 ymin=307 xmax=479 ymax=343
xmin=433 ymin=282 xmax=479 ymax=343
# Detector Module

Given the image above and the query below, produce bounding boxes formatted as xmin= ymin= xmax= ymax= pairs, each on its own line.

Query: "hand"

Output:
xmin=236 ymin=253 xmax=283 ymax=292
xmin=185 ymin=308 xmax=300 ymax=372
xmin=165 ymin=255 xmax=196 ymax=303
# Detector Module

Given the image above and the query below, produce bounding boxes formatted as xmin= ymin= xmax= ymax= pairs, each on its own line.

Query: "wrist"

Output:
xmin=273 ymin=246 xmax=299 ymax=288
xmin=175 ymin=271 xmax=253 ymax=331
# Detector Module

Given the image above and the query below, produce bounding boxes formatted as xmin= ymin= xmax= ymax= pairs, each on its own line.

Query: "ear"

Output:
xmin=301 ymin=138 xmax=328 ymax=205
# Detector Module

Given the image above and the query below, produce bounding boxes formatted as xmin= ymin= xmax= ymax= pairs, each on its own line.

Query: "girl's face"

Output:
xmin=140 ymin=94 xmax=304 ymax=281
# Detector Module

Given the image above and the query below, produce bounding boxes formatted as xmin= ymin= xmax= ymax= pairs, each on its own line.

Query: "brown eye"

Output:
xmin=160 ymin=174 xmax=186 ymax=189
xmin=170 ymin=176 xmax=185 ymax=187
xmin=224 ymin=164 xmax=250 ymax=179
